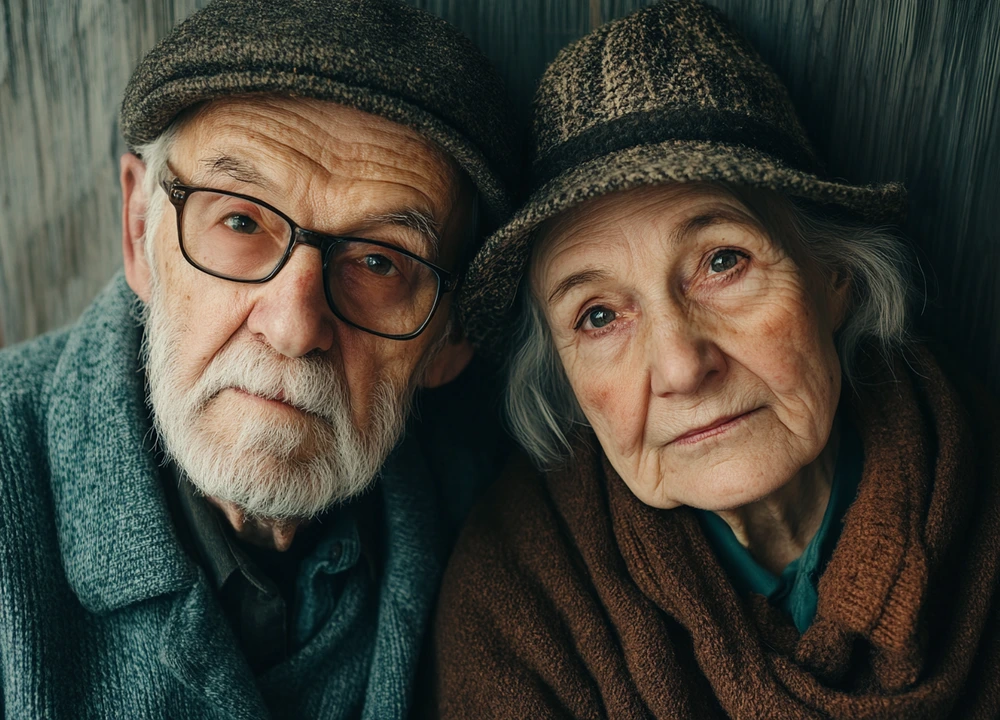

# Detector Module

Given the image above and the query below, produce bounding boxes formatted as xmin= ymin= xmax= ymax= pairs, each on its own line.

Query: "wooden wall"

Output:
xmin=2 ymin=0 xmax=998 ymax=388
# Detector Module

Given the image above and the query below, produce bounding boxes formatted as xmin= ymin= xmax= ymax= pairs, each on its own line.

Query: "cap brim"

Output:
xmin=460 ymin=138 xmax=906 ymax=357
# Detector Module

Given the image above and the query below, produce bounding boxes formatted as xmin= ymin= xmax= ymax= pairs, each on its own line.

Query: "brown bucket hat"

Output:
xmin=461 ymin=0 xmax=906 ymax=356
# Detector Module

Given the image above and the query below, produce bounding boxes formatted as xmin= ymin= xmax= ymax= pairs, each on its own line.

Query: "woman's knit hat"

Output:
xmin=461 ymin=0 xmax=906 ymax=355
xmin=120 ymin=0 xmax=519 ymax=231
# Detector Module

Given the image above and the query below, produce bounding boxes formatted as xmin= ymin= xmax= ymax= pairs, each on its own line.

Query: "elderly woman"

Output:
xmin=433 ymin=1 xmax=1000 ymax=718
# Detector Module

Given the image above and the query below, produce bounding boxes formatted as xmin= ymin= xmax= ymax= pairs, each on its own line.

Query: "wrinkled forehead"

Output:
xmin=169 ymin=95 xmax=467 ymax=214
xmin=529 ymin=183 xmax=767 ymax=291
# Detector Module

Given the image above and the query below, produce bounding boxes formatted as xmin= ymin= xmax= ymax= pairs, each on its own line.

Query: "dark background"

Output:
xmin=1 ymin=0 xmax=998 ymax=387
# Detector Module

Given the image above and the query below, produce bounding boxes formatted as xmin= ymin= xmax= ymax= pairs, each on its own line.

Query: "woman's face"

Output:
xmin=533 ymin=184 xmax=848 ymax=511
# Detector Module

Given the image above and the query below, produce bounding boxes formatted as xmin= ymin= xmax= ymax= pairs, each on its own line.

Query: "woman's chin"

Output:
xmin=623 ymin=451 xmax=799 ymax=512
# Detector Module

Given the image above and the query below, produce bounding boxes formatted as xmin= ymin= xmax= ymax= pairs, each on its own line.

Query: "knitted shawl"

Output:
xmin=433 ymin=348 xmax=1000 ymax=719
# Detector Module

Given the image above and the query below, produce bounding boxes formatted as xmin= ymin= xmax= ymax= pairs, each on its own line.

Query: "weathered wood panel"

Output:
xmin=2 ymin=0 xmax=998 ymax=389
xmin=0 ymin=0 xmax=210 ymax=345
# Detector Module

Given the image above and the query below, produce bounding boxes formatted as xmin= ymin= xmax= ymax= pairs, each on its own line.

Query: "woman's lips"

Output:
xmin=670 ymin=408 xmax=761 ymax=446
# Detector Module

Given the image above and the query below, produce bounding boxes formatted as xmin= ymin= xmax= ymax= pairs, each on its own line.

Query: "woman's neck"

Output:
xmin=713 ymin=422 xmax=840 ymax=576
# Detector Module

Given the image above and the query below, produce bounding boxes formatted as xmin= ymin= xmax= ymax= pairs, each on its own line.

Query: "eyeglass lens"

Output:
xmin=180 ymin=189 xmax=441 ymax=337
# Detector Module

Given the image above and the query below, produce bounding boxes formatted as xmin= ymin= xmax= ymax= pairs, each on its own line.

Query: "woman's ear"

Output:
xmin=121 ymin=153 xmax=152 ymax=303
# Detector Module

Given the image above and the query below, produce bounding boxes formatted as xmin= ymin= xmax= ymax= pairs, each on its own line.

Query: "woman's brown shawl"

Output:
xmin=433 ymin=348 xmax=1000 ymax=719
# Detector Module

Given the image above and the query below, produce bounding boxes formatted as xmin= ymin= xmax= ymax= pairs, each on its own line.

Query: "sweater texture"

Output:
xmin=433 ymin=347 xmax=1000 ymax=719
xmin=0 ymin=272 xmax=505 ymax=719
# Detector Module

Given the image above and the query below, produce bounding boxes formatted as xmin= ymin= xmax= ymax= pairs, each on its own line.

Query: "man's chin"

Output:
xmin=182 ymin=446 xmax=375 ymax=520
xmin=199 ymin=400 xmax=335 ymax=459
xmin=171 ymin=415 xmax=371 ymax=518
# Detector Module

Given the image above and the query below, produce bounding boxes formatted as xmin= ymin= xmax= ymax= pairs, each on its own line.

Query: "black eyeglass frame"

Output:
xmin=161 ymin=179 xmax=459 ymax=341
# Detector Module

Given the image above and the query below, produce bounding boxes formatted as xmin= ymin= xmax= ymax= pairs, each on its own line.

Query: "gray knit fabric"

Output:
xmin=0 ymin=273 xmax=504 ymax=719
xmin=120 ymin=0 xmax=520 ymax=228
xmin=459 ymin=0 xmax=907 ymax=357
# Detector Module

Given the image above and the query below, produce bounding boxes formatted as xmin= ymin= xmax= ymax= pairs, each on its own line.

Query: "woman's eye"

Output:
xmin=584 ymin=307 xmax=616 ymax=329
xmin=708 ymin=249 xmax=744 ymax=274
xmin=223 ymin=214 xmax=259 ymax=234
xmin=364 ymin=254 xmax=397 ymax=276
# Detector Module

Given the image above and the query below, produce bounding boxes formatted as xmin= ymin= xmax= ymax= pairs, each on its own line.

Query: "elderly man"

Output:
xmin=0 ymin=1 xmax=516 ymax=718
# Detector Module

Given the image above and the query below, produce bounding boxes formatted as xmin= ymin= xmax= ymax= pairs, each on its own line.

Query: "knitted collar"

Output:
xmin=47 ymin=273 xmax=197 ymax=613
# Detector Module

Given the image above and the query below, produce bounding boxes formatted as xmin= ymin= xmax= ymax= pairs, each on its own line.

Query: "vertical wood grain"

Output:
xmin=0 ymin=0 xmax=211 ymax=346
xmin=591 ymin=0 xmax=603 ymax=30
xmin=2 ymin=0 xmax=998 ymax=391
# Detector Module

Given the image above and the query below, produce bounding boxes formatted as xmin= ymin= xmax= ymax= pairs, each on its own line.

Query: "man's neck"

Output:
xmin=206 ymin=496 xmax=310 ymax=552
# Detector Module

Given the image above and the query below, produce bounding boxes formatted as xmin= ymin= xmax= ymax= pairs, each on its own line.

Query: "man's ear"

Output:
xmin=420 ymin=335 xmax=475 ymax=388
xmin=121 ymin=153 xmax=152 ymax=303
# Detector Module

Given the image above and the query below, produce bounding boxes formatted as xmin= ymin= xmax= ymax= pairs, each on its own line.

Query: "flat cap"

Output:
xmin=120 ymin=0 xmax=519 ymax=227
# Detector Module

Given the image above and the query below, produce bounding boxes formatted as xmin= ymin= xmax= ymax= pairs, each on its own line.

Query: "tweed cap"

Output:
xmin=120 ymin=0 xmax=518 ymax=228
xmin=461 ymin=0 xmax=907 ymax=356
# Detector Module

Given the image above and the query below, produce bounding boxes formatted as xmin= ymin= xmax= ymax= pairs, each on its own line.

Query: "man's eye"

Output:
xmin=709 ymin=249 xmax=743 ymax=274
xmin=583 ymin=307 xmax=616 ymax=329
xmin=223 ymin=214 xmax=259 ymax=234
xmin=364 ymin=254 xmax=397 ymax=276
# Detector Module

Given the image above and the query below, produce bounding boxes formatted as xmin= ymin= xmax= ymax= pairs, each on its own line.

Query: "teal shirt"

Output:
xmin=696 ymin=420 xmax=863 ymax=633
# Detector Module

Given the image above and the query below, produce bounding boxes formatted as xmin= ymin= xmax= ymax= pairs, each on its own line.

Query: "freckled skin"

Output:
xmin=535 ymin=184 xmax=849 ymax=533
xmin=131 ymin=97 xmax=471 ymax=435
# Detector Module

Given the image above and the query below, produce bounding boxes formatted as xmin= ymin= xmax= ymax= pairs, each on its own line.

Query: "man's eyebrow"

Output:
xmin=361 ymin=209 xmax=442 ymax=257
xmin=190 ymin=155 xmax=442 ymax=255
xmin=194 ymin=153 xmax=273 ymax=190
xmin=547 ymin=268 xmax=612 ymax=304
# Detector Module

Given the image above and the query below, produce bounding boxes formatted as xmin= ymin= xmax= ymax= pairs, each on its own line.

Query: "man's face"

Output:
xmin=130 ymin=97 xmax=471 ymax=520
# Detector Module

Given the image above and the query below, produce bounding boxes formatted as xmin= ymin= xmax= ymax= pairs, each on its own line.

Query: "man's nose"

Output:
xmin=646 ymin=313 xmax=725 ymax=397
xmin=246 ymin=244 xmax=336 ymax=358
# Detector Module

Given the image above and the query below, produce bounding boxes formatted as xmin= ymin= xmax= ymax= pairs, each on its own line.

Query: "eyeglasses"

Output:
xmin=160 ymin=179 xmax=459 ymax=340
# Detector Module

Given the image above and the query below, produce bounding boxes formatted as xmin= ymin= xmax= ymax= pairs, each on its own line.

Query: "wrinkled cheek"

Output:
xmin=573 ymin=373 xmax=646 ymax=458
xmin=759 ymin=324 xmax=842 ymax=445
xmin=763 ymin=359 xmax=804 ymax=394
xmin=753 ymin=308 xmax=822 ymax=391
xmin=152 ymin=258 xmax=208 ymax=369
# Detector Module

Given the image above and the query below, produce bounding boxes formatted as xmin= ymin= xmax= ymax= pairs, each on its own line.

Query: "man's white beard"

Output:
xmin=142 ymin=271 xmax=412 ymax=520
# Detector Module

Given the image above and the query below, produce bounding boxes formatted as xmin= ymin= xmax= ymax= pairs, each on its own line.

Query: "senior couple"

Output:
xmin=2 ymin=0 xmax=998 ymax=718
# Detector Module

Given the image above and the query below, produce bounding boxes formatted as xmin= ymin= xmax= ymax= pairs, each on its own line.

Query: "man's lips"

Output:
xmin=231 ymin=387 xmax=296 ymax=410
xmin=670 ymin=408 xmax=761 ymax=446
xmin=227 ymin=387 xmax=330 ymax=422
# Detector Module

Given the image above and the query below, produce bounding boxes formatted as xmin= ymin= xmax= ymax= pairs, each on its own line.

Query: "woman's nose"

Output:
xmin=646 ymin=318 xmax=725 ymax=397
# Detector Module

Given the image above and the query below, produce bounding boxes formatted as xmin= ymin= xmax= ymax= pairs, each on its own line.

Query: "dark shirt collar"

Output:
xmin=167 ymin=464 xmax=383 ymax=673
xmin=174 ymin=472 xmax=266 ymax=594
xmin=167 ymin=464 xmax=377 ymax=594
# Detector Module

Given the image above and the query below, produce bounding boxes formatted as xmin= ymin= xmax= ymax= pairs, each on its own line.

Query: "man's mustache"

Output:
xmin=193 ymin=345 xmax=348 ymax=426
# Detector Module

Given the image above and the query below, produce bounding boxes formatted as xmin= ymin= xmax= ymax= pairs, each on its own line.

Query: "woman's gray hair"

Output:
xmin=506 ymin=186 xmax=917 ymax=468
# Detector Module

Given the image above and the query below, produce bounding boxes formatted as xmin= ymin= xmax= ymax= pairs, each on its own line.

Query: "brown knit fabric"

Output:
xmin=433 ymin=347 xmax=1000 ymax=719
